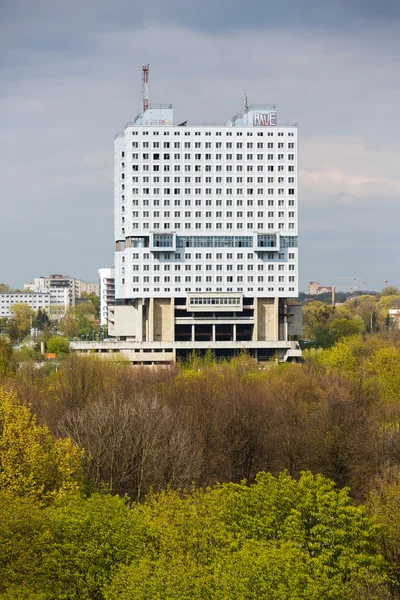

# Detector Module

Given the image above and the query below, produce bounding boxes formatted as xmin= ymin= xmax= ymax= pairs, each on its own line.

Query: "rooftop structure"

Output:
xmin=25 ymin=275 xmax=99 ymax=306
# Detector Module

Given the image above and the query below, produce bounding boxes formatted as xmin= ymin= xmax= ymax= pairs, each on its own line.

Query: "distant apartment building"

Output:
xmin=98 ymin=267 xmax=115 ymax=326
xmin=307 ymin=282 xmax=333 ymax=295
xmin=24 ymin=274 xmax=99 ymax=306
xmin=0 ymin=288 xmax=70 ymax=319
xmin=0 ymin=292 xmax=49 ymax=318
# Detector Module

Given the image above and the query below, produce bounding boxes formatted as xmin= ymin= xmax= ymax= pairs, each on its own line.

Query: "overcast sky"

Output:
xmin=1 ymin=0 xmax=399 ymax=292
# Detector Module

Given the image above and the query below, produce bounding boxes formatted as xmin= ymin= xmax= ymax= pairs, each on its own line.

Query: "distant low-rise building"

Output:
xmin=0 ymin=287 xmax=70 ymax=319
xmin=307 ymin=282 xmax=333 ymax=295
xmin=98 ymin=267 xmax=115 ymax=326
xmin=389 ymin=309 xmax=400 ymax=328
xmin=24 ymin=275 xmax=99 ymax=306
xmin=0 ymin=292 xmax=51 ymax=318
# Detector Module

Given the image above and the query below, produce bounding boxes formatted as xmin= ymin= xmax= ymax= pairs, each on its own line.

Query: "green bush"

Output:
xmin=46 ymin=336 xmax=70 ymax=355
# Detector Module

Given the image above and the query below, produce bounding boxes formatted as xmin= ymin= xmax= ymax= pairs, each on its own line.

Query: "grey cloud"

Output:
xmin=0 ymin=9 xmax=399 ymax=290
xmin=2 ymin=0 xmax=400 ymax=39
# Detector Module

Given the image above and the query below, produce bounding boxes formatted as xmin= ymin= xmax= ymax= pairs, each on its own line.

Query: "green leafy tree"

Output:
xmin=46 ymin=336 xmax=70 ymax=355
xmin=79 ymin=292 xmax=100 ymax=317
xmin=328 ymin=316 xmax=365 ymax=342
xmin=9 ymin=303 xmax=34 ymax=341
xmin=369 ymin=468 xmax=400 ymax=595
xmin=60 ymin=302 xmax=99 ymax=338
xmin=365 ymin=346 xmax=400 ymax=402
xmin=313 ymin=324 xmax=333 ymax=348
xmin=34 ymin=308 xmax=51 ymax=332
xmin=0 ymin=283 xmax=11 ymax=293
xmin=0 ymin=492 xmax=145 ymax=600
xmin=59 ymin=312 xmax=79 ymax=338
xmin=105 ymin=471 xmax=388 ymax=600
xmin=0 ymin=391 xmax=84 ymax=502
xmin=0 ymin=338 xmax=15 ymax=378
xmin=302 ymin=301 xmax=335 ymax=341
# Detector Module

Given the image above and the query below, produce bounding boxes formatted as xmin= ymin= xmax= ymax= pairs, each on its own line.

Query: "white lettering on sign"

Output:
xmin=253 ymin=112 xmax=277 ymax=126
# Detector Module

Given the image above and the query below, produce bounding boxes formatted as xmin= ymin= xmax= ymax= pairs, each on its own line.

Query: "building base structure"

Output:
xmin=69 ymin=339 xmax=301 ymax=365
xmin=70 ymin=292 xmax=302 ymax=364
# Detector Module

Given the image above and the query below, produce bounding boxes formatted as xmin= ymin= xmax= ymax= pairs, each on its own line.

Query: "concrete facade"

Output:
xmin=78 ymin=94 xmax=301 ymax=364
xmin=0 ymin=292 xmax=51 ymax=318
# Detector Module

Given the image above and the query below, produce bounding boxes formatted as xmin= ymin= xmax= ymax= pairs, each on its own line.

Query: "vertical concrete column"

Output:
xmin=212 ymin=324 xmax=216 ymax=341
xmin=148 ymin=297 xmax=154 ymax=342
xmin=252 ymin=298 xmax=258 ymax=341
xmin=137 ymin=299 xmax=143 ymax=342
xmin=273 ymin=297 xmax=279 ymax=342
xmin=170 ymin=298 xmax=175 ymax=342
xmin=284 ymin=299 xmax=288 ymax=342
xmin=233 ymin=324 xmax=237 ymax=341
xmin=192 ymin=324 xmax=195 ymax=342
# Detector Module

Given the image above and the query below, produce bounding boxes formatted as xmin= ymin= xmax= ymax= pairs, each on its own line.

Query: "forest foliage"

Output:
xmin=302 ymin=287 xmax=400 ymax=347
xmin=1 ymin=330 xmax=400 ymax=597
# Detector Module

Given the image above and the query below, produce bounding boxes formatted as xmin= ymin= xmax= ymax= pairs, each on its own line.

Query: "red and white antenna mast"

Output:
xmin=141 ymin=64 xmax=149 ymax=112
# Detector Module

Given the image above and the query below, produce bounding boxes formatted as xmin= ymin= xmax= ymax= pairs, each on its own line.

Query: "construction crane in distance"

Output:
xmin=333 ymin=277 xmax=362 ymax=291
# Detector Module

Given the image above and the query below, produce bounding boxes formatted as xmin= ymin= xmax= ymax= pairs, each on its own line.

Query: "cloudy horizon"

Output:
xmin=1 ymin=0 xmax=399 ymax=291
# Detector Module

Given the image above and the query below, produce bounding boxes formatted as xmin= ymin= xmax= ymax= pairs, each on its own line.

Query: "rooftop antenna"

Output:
xmin=141 ymin=64 xmax=149 ymax=113
xmin=243 ymin=93 xmax=249 ymax=112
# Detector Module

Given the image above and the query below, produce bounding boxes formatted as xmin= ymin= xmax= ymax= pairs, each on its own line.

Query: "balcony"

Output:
xmin=150 ymin=232 xmax=176 ymax=252
xmin=253 ymin=233 xmax=279 ymax=252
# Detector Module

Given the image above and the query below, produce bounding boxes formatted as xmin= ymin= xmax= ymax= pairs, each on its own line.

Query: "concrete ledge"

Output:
xmin=70 ymin=340 xmax=300 ymax=351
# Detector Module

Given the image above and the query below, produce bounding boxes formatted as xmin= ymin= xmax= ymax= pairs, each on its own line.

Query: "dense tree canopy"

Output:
xmin=105 ymin=472 xmax=387 ymax=600
xmin=302 ymin=288 xmax=400 ymax=346
xmin=0 ymin=331 xmax=400 ymax=597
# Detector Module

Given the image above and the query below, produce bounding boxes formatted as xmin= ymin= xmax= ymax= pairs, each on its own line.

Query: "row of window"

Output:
xmin=130 ymin=152 xmax=296 ymax=161
xmin=129 ymin=130 xmax=295 ymax=137
xmin=130 ymin=141 xmax=294 ymax=149
xmin=189 ymin=297 xmax=241 ymax=306
xmin=126 ymin=222 xmax=296 ymax=231
xmin=127 ymin=275 xmax=296 ymax=283
xmin=130 ymin=287 xmax=296 ymax=294
xmin=119 ymin=235 xmax=298 ymax=249
xmin=124 ymin=264 xmax=295 ymax=272
xmin=121 ymin=252 xmax=296 ymax=261
xmin=127 ymin=211 xmax=296 ymax=218
xmin=125 ymin=164 xmax=295 ymax=174
xmin=126 ymin=175 xmax=295 ymax=184
xmin=129 ymin=187 xmax=296 ymax=196
xmin=124 ymin=199 xmax=296 ymax=207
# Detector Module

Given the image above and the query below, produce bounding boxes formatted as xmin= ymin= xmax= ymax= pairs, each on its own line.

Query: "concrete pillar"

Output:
xmin=284 ymin=299 xmax=288 ymax=342
xmin=137 ymin=299 xmax=143 ymax=342
xmin=273 ymin=297 xmax=279 ymax=342
xmin=212 ymin=324 xmax=216 ymax=341
xmin=148 ymin=297 xmax=154 ymax=342
xmin=170 ymin=298 xmax=175 ymax=342
xmin=252 ymin=297 xmax=258 ymax=341
xmin=192 ymin=324 xmax=195 ymax=342
xmin=233 ymin=323 xmax=237 ymax=341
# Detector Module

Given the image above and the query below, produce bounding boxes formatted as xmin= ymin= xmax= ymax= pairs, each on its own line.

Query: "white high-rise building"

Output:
xmin=92 ymin=68 xmax=301 ymax=363
xmin=98 ymin=267 xmax=115 ymax=326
